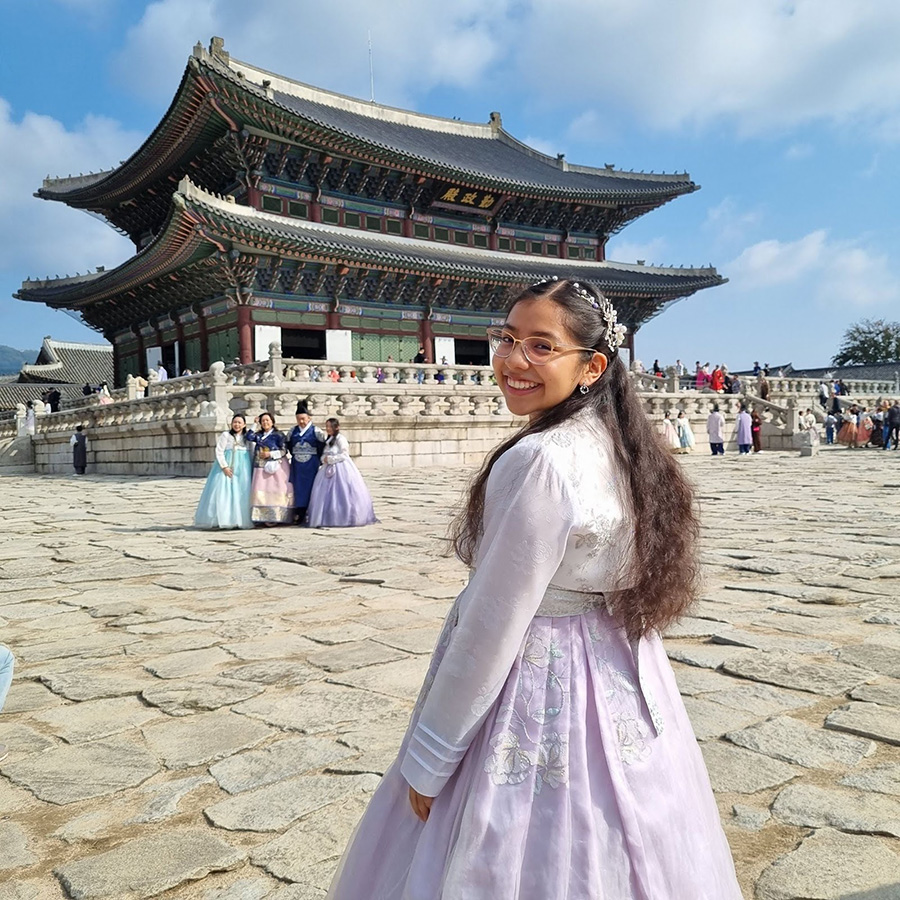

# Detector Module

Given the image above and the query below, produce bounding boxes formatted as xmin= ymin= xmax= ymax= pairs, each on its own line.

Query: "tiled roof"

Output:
xmin=183 ymin=179 xmax=724 ymax=295
xmin=18 ymin=338 xmax=113 ymax=386
xmin=0 ymin=382 xmax=85 ymax=412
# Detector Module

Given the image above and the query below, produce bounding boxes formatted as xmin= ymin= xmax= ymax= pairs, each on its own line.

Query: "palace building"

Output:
xmin=16 ymin=38 xmax=724 ymax=385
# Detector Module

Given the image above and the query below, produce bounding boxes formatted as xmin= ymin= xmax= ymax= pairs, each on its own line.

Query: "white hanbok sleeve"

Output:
xmin=328 ymin=433 xmax=350 ymax=463
xmin=214 ymin=431 xmax=231 ymax=469
xmin=400 ymin=442 xmax=574 ymax=797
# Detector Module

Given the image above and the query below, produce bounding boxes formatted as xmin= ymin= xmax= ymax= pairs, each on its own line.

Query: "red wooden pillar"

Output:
xmin=419 ymin=317 xmax=434 ymax=363
xmin=237 ymin=304 xmax=253 ymax=363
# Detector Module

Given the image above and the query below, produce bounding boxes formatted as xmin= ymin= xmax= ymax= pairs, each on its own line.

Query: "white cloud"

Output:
xmin=514 ymin=0 xmax=900 ymax=137
xmin=114 ymin=0 xmax=513 ymax=107
xmin=521 ymin=135 xmax=559 ymax=157
xmin=0 ymin=98 xmax=138 ymax=276
xmin=109 ymin=0 xmax=900 ymax=139
xmin=703 ymin=198 xmax=764 ymax=247
xmin=726 ymin=229 xmax=900 ymax=308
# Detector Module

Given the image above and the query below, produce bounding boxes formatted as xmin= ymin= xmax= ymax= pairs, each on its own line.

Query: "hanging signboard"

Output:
xmin=431 ymin=183 xmax=499 ymax=212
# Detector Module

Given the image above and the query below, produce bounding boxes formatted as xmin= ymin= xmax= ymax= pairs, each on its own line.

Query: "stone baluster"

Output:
xmin=422 ymin=394 xmax=441 ymax=416
xmin=394 ymin=394 xmax=415 ymax=417
xmin=400 ymin=367 xmax=418 ymax=385
xmin=471 ymin=395 xmax=493 ymax=416
xmin=446 ymin=396 xmax=464 ymax=416
xmin=422 ymin=366 xmax=438 ymax=386
xmin=458 ymin=368 xmax=476 ymax=386
xmin=367 ymin=393 xmax=388 ymax=416
xmin=382 ymin=366 xmax=400 ymax=384
xmin=359 ymin=365 xmax=378 ymax=385
xmin=267 ymin=342 xmax=283 ymax=384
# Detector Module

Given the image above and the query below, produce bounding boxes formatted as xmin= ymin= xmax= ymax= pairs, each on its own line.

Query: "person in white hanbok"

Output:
xmin=328 ymin=278 xmax=741 ymax=900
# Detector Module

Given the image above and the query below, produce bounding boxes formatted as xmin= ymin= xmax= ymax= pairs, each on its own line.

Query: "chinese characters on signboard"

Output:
xmin=431 ymin=183 xmax=499 ymax=212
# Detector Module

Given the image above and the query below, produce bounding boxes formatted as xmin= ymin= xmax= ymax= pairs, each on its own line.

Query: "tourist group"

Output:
xmin=193 ymin=401 xmax=377 ymax=529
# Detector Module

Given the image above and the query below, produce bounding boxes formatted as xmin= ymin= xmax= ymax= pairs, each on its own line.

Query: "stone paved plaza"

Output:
xmin=1 ymin=448 xmax=899 ymax=900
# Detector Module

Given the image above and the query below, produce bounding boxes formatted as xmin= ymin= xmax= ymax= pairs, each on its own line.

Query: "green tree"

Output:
xmin=832 ymin=318 xmax=900 ymax=366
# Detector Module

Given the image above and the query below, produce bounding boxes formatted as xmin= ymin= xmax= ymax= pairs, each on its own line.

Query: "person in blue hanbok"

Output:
xmin=246 ymin=412 xmax=295 ymax=524
xmin=287 ymin=401 xmax=325 ymax=525
xmin=194 ymin=414 xmax=253 ymax=529
xmin=307 ymin=418 xmax=378 ymax=528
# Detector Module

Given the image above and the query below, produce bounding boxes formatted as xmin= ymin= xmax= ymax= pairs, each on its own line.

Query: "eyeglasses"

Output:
xmin=486 ymin=327 xmax=597 ymax=366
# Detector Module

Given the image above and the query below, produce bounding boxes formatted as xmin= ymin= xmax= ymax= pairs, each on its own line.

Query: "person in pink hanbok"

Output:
xmin=328 ymin=278 xmax=742 ymax=900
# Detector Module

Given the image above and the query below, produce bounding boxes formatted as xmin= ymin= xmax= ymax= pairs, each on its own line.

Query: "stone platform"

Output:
xmin=0 ymin=447 xmax=899 ymax=899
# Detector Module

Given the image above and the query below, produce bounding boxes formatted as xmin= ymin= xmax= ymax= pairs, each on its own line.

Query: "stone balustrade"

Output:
xmin=4 ymin=343 xmax=899 ymax=476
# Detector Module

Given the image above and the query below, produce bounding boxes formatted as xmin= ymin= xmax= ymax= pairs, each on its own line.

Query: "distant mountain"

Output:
xmin=0 ymin=346 xmax=38 ymax=376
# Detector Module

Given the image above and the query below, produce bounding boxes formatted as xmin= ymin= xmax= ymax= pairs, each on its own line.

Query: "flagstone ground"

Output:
xmin=1 ymin=447 xmax=899 ymax=899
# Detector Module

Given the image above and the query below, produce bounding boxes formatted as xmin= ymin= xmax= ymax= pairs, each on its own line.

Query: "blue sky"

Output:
xmin=2 ymin=0 xmax=900 ymax=369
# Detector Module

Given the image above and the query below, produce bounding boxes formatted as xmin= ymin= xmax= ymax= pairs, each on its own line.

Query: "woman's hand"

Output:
xmin=223 ymin=466 xmax=233 ymax=478
xmin=408 ymin=787 xmax=433 ymax=823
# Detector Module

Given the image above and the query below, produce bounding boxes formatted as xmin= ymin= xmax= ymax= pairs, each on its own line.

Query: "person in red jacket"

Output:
xmin=710 ymin=365 xmax=725 ymax=392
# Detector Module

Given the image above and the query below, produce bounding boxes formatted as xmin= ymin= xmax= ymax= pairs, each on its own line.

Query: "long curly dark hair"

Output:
xmin=450 ymin=279 xmax=700 ymax=640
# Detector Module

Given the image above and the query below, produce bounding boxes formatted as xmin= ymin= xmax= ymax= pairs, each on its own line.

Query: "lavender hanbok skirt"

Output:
xmin=306 ymin=460 xmax=377 ymax=528
xmin=328 ymin=606 xmax=741 ymax=900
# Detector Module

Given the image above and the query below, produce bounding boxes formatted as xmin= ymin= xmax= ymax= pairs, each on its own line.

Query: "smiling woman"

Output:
xmin=327 ymin=278 xmax=742 ymax=900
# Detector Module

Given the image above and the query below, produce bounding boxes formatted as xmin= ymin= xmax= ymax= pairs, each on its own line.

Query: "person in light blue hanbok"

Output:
xmin=193 ymin=414 xmax=253 ymax=529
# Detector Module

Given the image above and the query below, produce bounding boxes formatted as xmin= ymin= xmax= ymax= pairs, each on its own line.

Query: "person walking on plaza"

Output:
xmin=824 ymin=411 xmax=837 ymax=445
xmin=660 ymin=410 xmax=681 ymax=452
xmin=246 ymin=412 xmax=294 ymax=524
xmin=70 ymin=425 xmax=88 ymax=475
xmin=837 ymin=406 xmax=859 ymax=447
xmin=856 ymin=407 xmax=874 ymax=448
xmin=287 ymin=401 xmax=325 ymax=525
xmin=194 ymin=414 xmax=253 ymax=529
xmin=736 ymin=404 xmax=753 ymax=454
xmin=676 ymin=409 xmax=695 ymax=453
xmin=707 ymin=402 xmax=726 ymax=455
xmin=887 ymin=400 xmax=900 ymax=450
xmin=0 ymin=644 xmax=14 ymax=762
xmin=751 ymin=409 xmax=763 ymax=453
xmin=327 ymin=277 xmax=741 ymax=900
xmin=307 ymin=418 xmax=377 ymax=528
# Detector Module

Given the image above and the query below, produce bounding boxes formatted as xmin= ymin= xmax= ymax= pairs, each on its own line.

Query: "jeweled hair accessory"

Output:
xmin=571 ymin=282 xmax=628 ymax=352
xmin=528 ymin=276 xmax=628 ymax=351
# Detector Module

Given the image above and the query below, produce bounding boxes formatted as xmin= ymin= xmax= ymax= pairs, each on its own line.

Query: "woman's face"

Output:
xmin=259 ymin=414 xmax=274 ymax=431
xmin=493 ymin=297 xmax=605 ymax=420
xmin=325 ymin=421 xmax=334 ymax=436
xmin=231 ymin=416 xmax=245 ymax=434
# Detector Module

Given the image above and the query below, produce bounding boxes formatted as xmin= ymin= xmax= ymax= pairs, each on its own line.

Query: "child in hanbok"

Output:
xmin=659 ymin=410 xmax=681 ymax=452
xmin=328 ymin=278 xmax=741 ymax=900
xmin=306 ymin=418 xmax=377 ymax=528
xmin=194 ymin=414 xmax=252 ymax=529
xmin=676 ymin=409 xmax=695 ymax=453
xmin=246 ymin=412 xmax=294 ymax=524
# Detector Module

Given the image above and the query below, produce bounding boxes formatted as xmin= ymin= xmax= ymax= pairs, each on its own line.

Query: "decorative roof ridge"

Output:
xmin=197 ymin=39 xmax=690 ymax=185
xmin=217 ymin=52 xmax=495 ymax=140
xmin=19 ymin=271 xmax=105 ymax=290
xmin=176 ymin=177 xmax=719 ymax=278
xmin=40 ymin=170 xmax=115 ymax=191
xmin=41 ymin=338 xmax=112 ymax=352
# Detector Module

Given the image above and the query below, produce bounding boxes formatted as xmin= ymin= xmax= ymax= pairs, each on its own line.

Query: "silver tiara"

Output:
xmin=530 ymin=277 xmax=628 ymax=351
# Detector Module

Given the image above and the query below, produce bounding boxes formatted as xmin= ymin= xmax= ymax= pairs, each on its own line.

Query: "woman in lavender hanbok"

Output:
xmin=328 ymin=279 xmax=741 ymax=900
xmin=736 ymin=404 xmax=753 ymax=455
xmin=306 ymin=418 xmax=377 ymax=528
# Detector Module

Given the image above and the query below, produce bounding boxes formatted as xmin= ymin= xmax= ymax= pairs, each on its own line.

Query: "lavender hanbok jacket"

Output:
xmin=328 ymin=411 xmax=741 ymax=900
